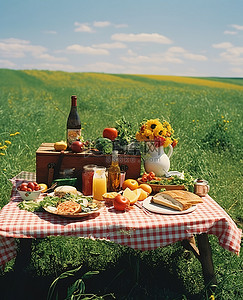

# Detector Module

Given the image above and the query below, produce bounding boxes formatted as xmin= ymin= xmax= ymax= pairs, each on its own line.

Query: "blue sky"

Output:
xmin=0 ymin=0 xmax=243 ymax=76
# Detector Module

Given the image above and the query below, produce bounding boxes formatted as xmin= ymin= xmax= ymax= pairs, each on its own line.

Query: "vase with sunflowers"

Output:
xmin=136 ymin=119 xmax=178 ymax=176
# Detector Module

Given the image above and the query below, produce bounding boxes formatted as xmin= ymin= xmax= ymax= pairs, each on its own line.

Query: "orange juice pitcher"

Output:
xmin=92 ymin=167 xmax=107 ymax=200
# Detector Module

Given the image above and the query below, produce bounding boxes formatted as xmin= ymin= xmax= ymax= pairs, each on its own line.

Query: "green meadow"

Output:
xmin=0 ymin=69 xmax=242 ymax=299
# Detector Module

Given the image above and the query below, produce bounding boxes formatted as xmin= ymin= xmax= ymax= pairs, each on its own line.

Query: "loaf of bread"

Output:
xmin=54 ymin=185 xmax=78 ymax=197
xmin=151 ymin=190 xmax=203 ymax=211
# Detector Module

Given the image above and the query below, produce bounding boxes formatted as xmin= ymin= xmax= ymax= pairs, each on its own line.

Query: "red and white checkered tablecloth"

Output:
xmin=0 ymin=172 xmax=241 ymax=266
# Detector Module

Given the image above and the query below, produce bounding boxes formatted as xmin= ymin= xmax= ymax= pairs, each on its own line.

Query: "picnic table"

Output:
xmin=0 ymin=172 xmax=241 ymax=289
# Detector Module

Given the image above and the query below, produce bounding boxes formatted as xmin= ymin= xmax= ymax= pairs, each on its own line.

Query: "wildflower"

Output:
xmin=192 ymin=120 xmax=195 ymax=122
xmin=3 ymin=168 xmax=6 ymax=171
xmin=0 ymin=145 xmax=7 ymax=150
xmin=0 ymin=153 xmax=5 ymax=156
xmin=209 ymin=295 xmax=215 ymax=300
xmin=5 ymin=140 xmax=11 ymax=145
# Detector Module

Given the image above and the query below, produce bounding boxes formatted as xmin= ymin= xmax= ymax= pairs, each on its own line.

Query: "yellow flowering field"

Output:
xmin=0 ymin=69 xmax=242 ymax=299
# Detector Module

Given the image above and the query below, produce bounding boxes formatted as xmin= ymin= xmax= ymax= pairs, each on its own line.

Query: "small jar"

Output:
xmin=82 ymin=165 xmax=97 ymax=196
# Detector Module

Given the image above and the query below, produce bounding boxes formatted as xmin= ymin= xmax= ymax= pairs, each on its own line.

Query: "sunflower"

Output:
xmin=143 ymin=129 xmax=154 ymax=140
xmin=146 ymin=119 xmax=161 ymax=132
xmin=153 ymin=125 xmax=167 ymax=137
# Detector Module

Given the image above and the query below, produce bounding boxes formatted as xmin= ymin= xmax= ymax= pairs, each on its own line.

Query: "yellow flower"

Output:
xmin=3 ymin=168 xmax=6 ymax=171
xmin=143 ymin=129 xmax=154 ymax=140
xmin=146 ymin=119 xmax=161 ymax=131
xmin=0 ymin=153 xmax=5 ymax=156
xmin=153 ymin=125 xmax=167 ymax=137
xmin=163 ymin=137 xmax=172 ymax=147
xmin=209 ymin=295 xmax=215 ymax=300
xmin=5 ymin=140 xmax=11 ymax=145
xmin=0 ymin=145 xmax=7 ymax=150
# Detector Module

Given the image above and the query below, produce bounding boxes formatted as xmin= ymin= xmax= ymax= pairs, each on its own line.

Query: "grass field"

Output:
xmin=0 ymin=69 xmax=242 ymax=299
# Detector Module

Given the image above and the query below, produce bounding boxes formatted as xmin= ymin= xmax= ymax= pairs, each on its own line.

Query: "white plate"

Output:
xmin=143 ymin=196 xmax=197 ymax=215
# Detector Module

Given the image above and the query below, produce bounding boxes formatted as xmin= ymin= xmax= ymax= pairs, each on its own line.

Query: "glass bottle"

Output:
xmin=92 ymin=167 xmax=107 ymax=200
xmin=107 ymin=150 xmax=121 ymax=192
xmin=67 ymin=95 xmax=81 ymax=149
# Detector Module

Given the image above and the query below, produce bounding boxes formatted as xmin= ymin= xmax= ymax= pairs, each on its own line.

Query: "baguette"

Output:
xmin=151 ymin=190 xmax=203 ymax=211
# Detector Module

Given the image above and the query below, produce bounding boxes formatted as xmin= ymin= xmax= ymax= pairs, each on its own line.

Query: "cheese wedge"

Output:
xmin=152 ymin=190 xmax=203 ymax=211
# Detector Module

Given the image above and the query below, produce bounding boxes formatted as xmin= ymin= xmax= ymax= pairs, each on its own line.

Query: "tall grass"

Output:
xmin=0 ymin=69 xmax=242 ymax=299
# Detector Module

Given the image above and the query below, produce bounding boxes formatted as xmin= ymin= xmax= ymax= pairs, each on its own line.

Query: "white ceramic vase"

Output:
xmin=144 ymin=142 xmax=173 ymax=176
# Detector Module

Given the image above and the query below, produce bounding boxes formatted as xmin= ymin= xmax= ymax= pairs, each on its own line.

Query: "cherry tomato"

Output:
xmin=26 ymin=188 xmax=32 ymax=192
xmin=20 ymin=185 xmax=28 ymax=191
xmin=113 ymin=194 xmax=130 ymax=211
xmin=148 ymin=172 xmax=156 ymax=181
xmin=33 ymin=182 xmax=38 ymax=187
xmin=142 ymin=173 xmax=148 ymax=182
xmin=27 ymin=182 xmax=35 ymax=191
xmin=103 ymin=128 xmax=118 ymax=141
xmin=34 ymin=185 xmax=40 ymax=191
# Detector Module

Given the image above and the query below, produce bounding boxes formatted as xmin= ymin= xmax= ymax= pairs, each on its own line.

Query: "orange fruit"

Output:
xmin=123 ymin=187 xmax=140 ymax=204
xmin=39 ymin=183 xmax=48 ymax=193
xmin=136 ymin=188 xmax=149 ymax=201
xmin=139 ymin=183 xmax=152 ymax=195
xmin=122 ymin=179 xmax=139 ymax=191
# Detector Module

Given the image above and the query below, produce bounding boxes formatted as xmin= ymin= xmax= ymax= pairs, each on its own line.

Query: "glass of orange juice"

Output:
xmin=92 ymin=167 xmax=107 ymax=200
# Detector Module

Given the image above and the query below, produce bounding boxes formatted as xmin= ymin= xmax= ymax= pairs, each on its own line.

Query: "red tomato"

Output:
xmin=147 ymin=172 xmax=156 ymax=181
xmin=27 ymin=182 xmax=35 ymax=191
xmin=113 ymin=194 xmax=130 ymax=211
xmin=33 ymin=182 xmax=39 ymax=187
xmin=27 ymin=188 xmax=32 ymax=192
xmin=103 ymin=128 xmax=118 ymax=141
xmin=20 ymin=185 xmax=28 ymax=191
xmin=71 ymin=141 xmax=84 ymax=153
xmin=34 ymin=185 xmax=40 ymax=191
xmin=142 ymin=173 xmax=148 ymax=182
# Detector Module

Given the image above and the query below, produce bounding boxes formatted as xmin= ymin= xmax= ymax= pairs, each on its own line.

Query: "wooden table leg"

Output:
xmin=196 ymin=233 xmax=217 ymax=288
xmin=182 ymin=234 xmax=217 ymax=291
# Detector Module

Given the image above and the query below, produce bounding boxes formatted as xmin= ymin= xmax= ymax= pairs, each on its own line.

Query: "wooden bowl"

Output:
xmin=137 ymin=178 xmax=185 ymax=193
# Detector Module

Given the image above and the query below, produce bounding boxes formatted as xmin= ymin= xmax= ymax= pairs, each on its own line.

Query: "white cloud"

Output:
xmin=0 ymin=38 xmax=67 ymax=62
xmin=66 ymin=44 xmax=109 ymax=55
xmin=111 ymin=33 xmax=173 ymax=44
xmin=92 ymin=42 xmax=126 ymax=49
xmin=231 ymin=24 xmax=243 ymax=31
xmin=0 ymin=59 xmax=16 ymax=68
xmin=0 ymin=38 xmax=46 ymax=58
xmin=224 ymin=30 xmax=237 ymax=35
xmin=121 ymin=46 xmax=207 ymax=65
xmin=214 ymin=43 xmax=243 ymax=65
xmin=38 ymin=53 xmax=68 ymax=62
xmin=183 ymin=53 xmax=207 ymax=61
xmin=212 ymin=42 xmax=233 ymax=49
xmin=74 ymin=22 xmax=94 ymax=32
xmin=93 ymin=21 xmax=111 ymax=27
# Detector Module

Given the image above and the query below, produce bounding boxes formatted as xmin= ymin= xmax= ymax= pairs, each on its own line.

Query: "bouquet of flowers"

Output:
xmin=135 ymin=119 xmax=178 ymax=148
